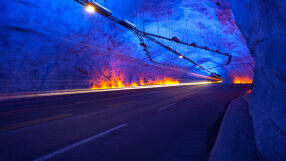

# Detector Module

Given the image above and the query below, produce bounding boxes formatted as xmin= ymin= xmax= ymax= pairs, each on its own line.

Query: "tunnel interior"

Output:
xmin=1 ymin=0 xmax=286 ymax=160
xmin=0 ymin=0 xmax=254 ymax=93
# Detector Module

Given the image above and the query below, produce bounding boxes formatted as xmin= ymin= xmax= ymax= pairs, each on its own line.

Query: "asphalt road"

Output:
xmin=0 ymin=84 xmax=250 ymax=161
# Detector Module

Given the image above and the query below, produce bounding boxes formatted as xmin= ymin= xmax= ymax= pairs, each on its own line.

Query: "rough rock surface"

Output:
xmin=0 ymin=0 xmax=253 ymax=93
xmin=228 ymin=0 xmax=286 ymax=160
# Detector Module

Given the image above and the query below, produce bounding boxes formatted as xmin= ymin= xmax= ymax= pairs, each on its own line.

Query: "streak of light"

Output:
xmin=188 ymin=72 xmax=219 ymax=81
xmin=0 ymin=81 xmax=222 ymax=101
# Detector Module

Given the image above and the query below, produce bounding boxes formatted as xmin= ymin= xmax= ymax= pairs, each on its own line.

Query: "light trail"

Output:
xmin=0 ymin=81 xmax=222 ymax=101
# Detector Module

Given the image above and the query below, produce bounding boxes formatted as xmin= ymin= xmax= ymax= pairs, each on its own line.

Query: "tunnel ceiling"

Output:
xmin=0 ymin=0 xmax=254 ymax=92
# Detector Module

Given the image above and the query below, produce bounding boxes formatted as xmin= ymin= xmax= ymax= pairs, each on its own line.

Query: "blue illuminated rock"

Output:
xmin=229 ymin=0 xmax=286 ymax=160
xmin=0 ymin=0 xmax=253 ymax=93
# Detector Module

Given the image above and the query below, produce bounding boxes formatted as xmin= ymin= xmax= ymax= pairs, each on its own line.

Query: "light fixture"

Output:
xmin=86 ymin=5 xmax=95 ymax=13
xmin=179 ymin=55 xmax=183 ymax=59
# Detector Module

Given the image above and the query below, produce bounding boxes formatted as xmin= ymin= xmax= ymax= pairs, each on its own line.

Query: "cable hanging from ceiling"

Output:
xmin=73 ymin=0 xmax=228 ymax=80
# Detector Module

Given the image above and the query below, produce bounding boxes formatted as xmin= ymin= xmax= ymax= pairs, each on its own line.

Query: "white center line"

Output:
xmin=33 ymin=123 xmax=127 ymax=161
xmin=158 ymin=103 xmax=177 ymax=111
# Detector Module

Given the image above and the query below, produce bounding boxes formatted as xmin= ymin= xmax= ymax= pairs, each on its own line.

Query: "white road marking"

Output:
xmin=33 ymin=123 xmax=127 ymax=161
xmin=158 ymin=103 xmax=177 ymax=111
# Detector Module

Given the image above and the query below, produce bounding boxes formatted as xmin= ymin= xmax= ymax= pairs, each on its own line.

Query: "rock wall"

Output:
xmin=0 ymin=0 xmax=187 ymax=94
xmin=0 ymin=0 xmax=253 ymax=94
xmin=228 ymin=0 xmax=286 ymax=160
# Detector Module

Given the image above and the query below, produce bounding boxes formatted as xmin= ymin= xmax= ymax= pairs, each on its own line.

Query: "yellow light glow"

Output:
xmin=233 ymin=76 xmax=253 ymax=84
xmin=86 ymin=5 xmax=95 ymax=13
xmin=179 ymin=55 xmax=183 ymax=59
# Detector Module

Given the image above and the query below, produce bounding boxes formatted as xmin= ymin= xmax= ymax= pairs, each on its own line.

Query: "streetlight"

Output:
xmin=86 ymin=5 xmax=95 ymax=13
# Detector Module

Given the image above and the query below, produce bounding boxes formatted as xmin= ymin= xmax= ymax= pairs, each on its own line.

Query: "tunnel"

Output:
xmin=0 ymin=0 xmax=285 ymax=161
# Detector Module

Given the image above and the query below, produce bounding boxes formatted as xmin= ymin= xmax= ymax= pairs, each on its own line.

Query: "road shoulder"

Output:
xmin=209 ymin=94 xmax=259 ymax=161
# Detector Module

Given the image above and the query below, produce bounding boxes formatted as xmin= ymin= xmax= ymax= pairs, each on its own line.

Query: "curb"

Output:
xmin=209 ymin=94 xmax=259 ymax=161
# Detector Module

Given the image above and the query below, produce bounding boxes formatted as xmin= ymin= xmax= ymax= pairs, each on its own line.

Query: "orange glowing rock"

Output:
xmin=130 ymin=83 xmax=138 ymax=86
xmin=91 ymin=70 xmax=180 ymax=89
xmin=233 ymin=76 xmax=253 ymax=84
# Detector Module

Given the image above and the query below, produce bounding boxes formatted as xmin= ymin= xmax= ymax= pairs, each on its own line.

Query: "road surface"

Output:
xmin=0 ymin=84 xmax=250 ymax=161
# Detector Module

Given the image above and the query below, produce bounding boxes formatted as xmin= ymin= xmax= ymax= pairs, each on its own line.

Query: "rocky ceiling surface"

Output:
xmin=0 ymin=0 xmax=254 ymax=93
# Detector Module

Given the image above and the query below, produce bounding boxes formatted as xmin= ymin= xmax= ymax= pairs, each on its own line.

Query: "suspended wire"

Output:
xmin=207 ymin=62 xmax=253 ymax=70
xmin=123 ymin=0 xmax=125 ymax=18
xmin=135 ymin=0 xmax=138 ymax=26
xmin=156 ymin=6 xmax=159 ymax=35
xmin=0 ymin=1 xmax=217 ymax=80
xmin=186 ymin=18 xmax=189 ymax=43
xmin=141 ymin=0 xmax=145 ymax=32
xmin=168 ymin=9 xmax=170 ymax=38
xmin=73 ymin=0 xmax=233 ymax=79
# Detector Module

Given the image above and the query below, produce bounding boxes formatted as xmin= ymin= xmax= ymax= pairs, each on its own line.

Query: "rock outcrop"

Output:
xmin=229 ymin=0 xmax=286 ymax=160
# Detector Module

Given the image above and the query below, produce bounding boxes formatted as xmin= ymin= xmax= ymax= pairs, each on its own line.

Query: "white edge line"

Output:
xmin=158 ymin=103 xmax=177 ymax=111
xmin=33 ymin=123 xmax=127 ymax=161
